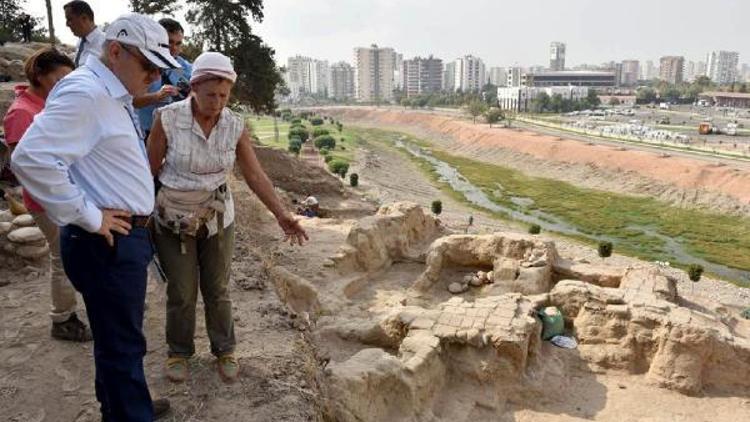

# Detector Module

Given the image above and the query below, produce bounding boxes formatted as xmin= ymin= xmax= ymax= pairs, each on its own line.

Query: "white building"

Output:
xmin=550 ymin=42 xmax=566 ymax=71
xmin=620 ymin=60 xmax=639 ymax=86
xmin=354 ymin=44 xmax=396 ymax=102
xmin=488 ymin=67 xmax=507 ymax=86
xmin=285 ymin=56 xmax=329 ymax=99
xmin=506 ymin=67 xmax=523 ymax=87
xmin=329 ymin=61 xmax=355 ymax=100
xmin=706 ymin=51 xmax=739 ymax=85
xmin=497 ymin=86 xmax=589 ymax=112
xmin=393 ymin=52 xmax=404 ymax=90
xmin=443 ymin=62 xmax=456 ymax=91
xmin=453 ymin=55 xmax=486 ymax=92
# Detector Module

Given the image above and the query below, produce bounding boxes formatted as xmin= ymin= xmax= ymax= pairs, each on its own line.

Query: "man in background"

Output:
xmin=135 ymin=18 xmax=193 ymax=138
xmin=64 ymin=0 xmax=105 ymax=67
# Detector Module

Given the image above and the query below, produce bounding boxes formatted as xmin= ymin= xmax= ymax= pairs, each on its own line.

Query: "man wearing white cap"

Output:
xmin=12 ymin=13 xmax=179 ymax=422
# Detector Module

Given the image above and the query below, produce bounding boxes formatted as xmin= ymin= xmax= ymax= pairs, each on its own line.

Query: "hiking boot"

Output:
xmin=217 ymin=354 xmax=239 ymax=383
xmin=51 ymin=314 xmax=92 ymax=342
xmin=165 ymin=357 xmax=188 ymax=382
xmin=153 ymin=398 xmax=171 ymax=420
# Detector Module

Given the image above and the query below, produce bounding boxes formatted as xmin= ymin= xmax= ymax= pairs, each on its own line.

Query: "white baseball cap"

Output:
xmin=105 ymin=13 xmax=180 ymax=69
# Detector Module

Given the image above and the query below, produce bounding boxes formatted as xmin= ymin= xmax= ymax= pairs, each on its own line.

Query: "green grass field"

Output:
xmin=347 ymin=126 xmax=750 ymax=282
xmin=246 ymin=115 xmax=359 ymax=164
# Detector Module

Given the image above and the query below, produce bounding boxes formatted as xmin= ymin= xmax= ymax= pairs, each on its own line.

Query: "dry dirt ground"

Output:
xmin=318 ymin=107 xmax=750 ymax=215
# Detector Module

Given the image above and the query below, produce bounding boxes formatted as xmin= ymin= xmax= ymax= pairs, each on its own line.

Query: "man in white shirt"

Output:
xmin=64 ymin=0 xmax=105 ymax=67
xmin=12 ymin=13 xmax=180 ymax=422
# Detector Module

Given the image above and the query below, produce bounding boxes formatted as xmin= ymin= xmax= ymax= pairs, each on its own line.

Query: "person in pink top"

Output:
xmin=3 ymin=47 xmax=92 ymax=342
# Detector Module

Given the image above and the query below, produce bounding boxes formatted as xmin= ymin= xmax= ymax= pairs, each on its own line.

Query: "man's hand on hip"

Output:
xmin=97 ymin=209 xmax=132 ymax=246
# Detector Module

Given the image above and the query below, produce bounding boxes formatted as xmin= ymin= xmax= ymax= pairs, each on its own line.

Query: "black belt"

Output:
xmin=130 ymin=215 xmax=152 ymax=228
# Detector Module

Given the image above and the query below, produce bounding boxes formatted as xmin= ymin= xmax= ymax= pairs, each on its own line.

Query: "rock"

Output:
xmin=485 ymin=271 xmax=494 ymax=282
xmin=16 ymin=245 xmax=49 ymax=259
xmin=0 ymin=221 xmax=12 ymax=235
xmin=8 ymin=227 xmax=45 ymax=244
xmin=11 ymin=214 xmax=34 ymax=227
xmin=462 ymin=275 xmax=474 ymax=284
xmin=448 ymin=282 xmax=467 ymax=294
xmin=0 ymin=210 xmax=13 ymax=223
xmin=476 ymin=271 xmax=486 ymax=280
xmin=469 ymin=276 xmax=484 ymax=287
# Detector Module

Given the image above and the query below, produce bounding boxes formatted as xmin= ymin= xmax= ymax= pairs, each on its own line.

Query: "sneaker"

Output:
xmin=51 ymin=314 xmax=93 ymax=342
xmin=165 ymin=357 xmax=188 ymax=382
xmin=152 ymin=398 xmax=171 ymax=420
xmin=217 ymin=354 xmax=239 ymax=383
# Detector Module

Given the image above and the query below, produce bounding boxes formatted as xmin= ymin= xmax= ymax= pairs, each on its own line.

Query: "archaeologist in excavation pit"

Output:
xmin=146 ymin=51 xmax=308 ymax=383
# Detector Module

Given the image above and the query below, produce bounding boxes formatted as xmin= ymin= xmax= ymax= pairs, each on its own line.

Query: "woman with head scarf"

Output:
xmin=147 ymin=52 xmax=308 ymax=383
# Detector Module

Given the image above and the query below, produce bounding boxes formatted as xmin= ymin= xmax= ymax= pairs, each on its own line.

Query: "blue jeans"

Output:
xmin=60 ymin=225 xmax=154 ymax=422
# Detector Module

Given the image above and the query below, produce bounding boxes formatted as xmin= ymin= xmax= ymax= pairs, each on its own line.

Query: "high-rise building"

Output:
xmin=620 ymin=60 xmax=640 ymax=86
xmin=696 ymin=61 xmax=707 ymax=79
xmin=507 ymin=66 xmax=523 ymax=87
xmin=443 ymin=62 xmax=456 ymax=91
xmin=742 ymin=64 xmax=750 ymax=83
xmin=640 ymin=60 xmax=657 ymax=80
xmin=488 ymin=67 xmax=507 ymax=86
xmin=706 ymin=51 xmax=739 ymax=85
xmin=453 ymin=55 xmax=486 ymax=92
xmin=549 ymin=42 xmax=566 ymax=71
xmin=285 ymin=56 xmax=329 ymax=99
xmin=393 ymin=52 xmax=404 ymax=90
xmin=354 ymin=44 xmax=396 ymax=102
xmin=685 ymin=61 xmax=697 ymax=82
xmin=329 ymin=61 xmax=355 ymax=100
xmin=659 ymin=56 xmax=685 ymax=84
xmin=402 ymin=56 xmax=443 ymax=97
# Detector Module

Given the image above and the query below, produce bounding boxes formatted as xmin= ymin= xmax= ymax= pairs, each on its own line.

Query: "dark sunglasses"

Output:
xmin=120 ymin=43 xmax=160 ymax=74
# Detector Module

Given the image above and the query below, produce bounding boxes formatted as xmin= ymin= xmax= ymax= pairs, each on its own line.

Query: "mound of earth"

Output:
xmin=316 ymin=106 xmax=750 ymax=215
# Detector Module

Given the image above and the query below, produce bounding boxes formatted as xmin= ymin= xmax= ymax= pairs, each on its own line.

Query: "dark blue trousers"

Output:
xmin=60 ymin=225 xmax=154 ymax=422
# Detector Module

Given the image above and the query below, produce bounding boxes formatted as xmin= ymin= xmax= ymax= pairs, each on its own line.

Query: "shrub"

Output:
xmin=288 ymin=139 xmax=301 ymax=155
xmin=310 ymin=117 xmax=324 ymax=126
xmin=431 ymin=200 xmax=442 ymax=215
xmin=288 ymin=126 xmax=309 ymax=142
xmin=349 ymin=173 xmax=359 ymax=187
xmin=336 ymin=122 xmax=343 ymax=132
xmin=290 ymin=117 xmax=302 ymax=125
xmin=597 ymin=241 xmax=613 ymax=259
xmin=314 ymin=135 xmax=336 ymax=150
xmin=528 ymin=224 xmax=541 ymax=235
xmin=319 ymin=147 xmax=330 ymax=156
xmin=687 ymin=264 xmax=704 ymax=282
xmin=313 ymin=127 xmax=330 ymax=137
xmin=328 ymin=159 xmax=349 ymax=178
xmin=323 ymin=155 xmax=333 ymax=163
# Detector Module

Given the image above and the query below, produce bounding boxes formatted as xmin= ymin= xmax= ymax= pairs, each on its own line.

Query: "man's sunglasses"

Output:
xmin=120 ymin=43 xmax=160 ymax=74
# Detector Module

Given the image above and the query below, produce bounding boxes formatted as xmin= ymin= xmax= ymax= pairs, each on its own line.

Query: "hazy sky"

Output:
xmin=25 ymin=0 xmax=749 ymax=67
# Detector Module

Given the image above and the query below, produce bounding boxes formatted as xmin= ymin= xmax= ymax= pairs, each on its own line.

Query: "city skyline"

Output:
xmin=25 ymin=0 xmax=750 ymax=70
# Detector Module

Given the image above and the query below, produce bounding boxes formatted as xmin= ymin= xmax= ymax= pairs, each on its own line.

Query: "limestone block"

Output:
xmin=11 ymin=214 xmax=34 ymax=227
xmin=16 ymin=244 xmax=49 ymax=259
xmin=8 ymin=227 xmax=45 ymax=244
xmin=553 ymin=259 xmax=625 ymax=288
xmin=0 ymin=210 xmax=13 ymax=223
xmin=0 ymin=221 xmax=11 ymax=235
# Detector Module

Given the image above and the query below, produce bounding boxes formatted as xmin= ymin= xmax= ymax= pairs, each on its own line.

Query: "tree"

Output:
xmin=549 ymin=94 xmax=564 ymax=113
xmin=129 ymin=0 xmax=180 ymax=14
xmin=0 ymin=0 xmax=24 ymax=44
xmin=186 ymin=1 xmax=282 ymax=114
xmin=687 ymin=264 xmax=704 ymax=282
xmin=313 ymin=135 xmax=336 ymax=150
xmin=528 ymin=224 xmax=541 ymax=235
xmin=597 ymin=241 xmax=613 ymax=260
xmin=349 ymin=173 xmax=358 ymax=187
xmin=288 ymin=137 xmax=301 ymax=155
xmin=531 ymin=92 xmax=551 ymax=113
xmin=45 ymin=0 xmax=54 ymax=46
xmin=466 ymin=101 xmax=487 ymax=123
xmin=608 ymin=97 xmax=621 ymax=106
xmin=636 ymin=87 xmax=658 ymax=104
xmin=484 ymin=108 xmax=504 ymax=128
xmin=328 ymin=159 xmax=349 ymax=178
xmin=584 ymin=90 xmax=601 ymax=109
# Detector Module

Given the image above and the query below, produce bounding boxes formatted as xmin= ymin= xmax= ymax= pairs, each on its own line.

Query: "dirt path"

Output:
xmin=320 ymin=107 xmax=750 ymax=215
